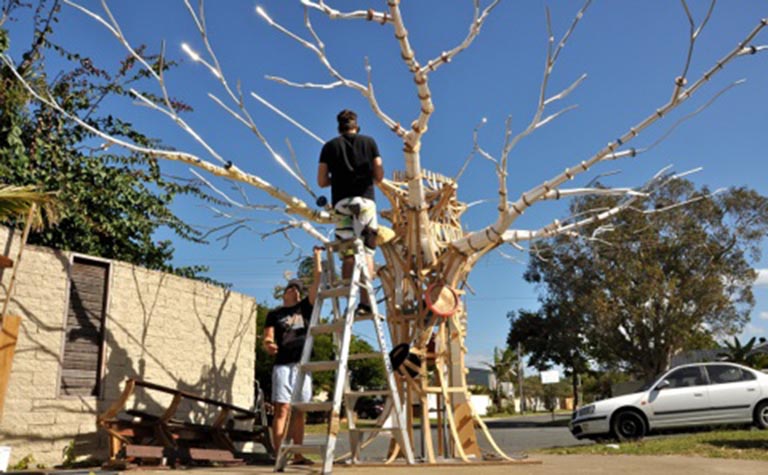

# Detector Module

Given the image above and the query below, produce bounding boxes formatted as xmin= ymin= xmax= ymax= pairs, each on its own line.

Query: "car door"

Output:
xmin=704 ymin=364 xmax=759 ymax=424
xmin=647 ymin=366 xmax=710 ymax=428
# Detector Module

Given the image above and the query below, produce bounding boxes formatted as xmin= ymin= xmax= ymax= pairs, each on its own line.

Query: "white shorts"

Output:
xmin=334 ymin=197 xmax=378 ymax=256
xmin=272 ymin=364 xmax=312 ymax=404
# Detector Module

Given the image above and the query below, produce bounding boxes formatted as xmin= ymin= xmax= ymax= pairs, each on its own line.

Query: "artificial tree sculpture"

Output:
xmin=3 ymin=0 xmax=766 ymax=463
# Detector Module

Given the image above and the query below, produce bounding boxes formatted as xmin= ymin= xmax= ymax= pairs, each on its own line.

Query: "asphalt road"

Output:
xmin=306 ymin=412 xmax=589 ymax=460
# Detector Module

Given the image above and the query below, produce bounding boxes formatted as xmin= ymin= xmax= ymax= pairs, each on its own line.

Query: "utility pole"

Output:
xmin=517 ymin=342 xmax=524 ymax=414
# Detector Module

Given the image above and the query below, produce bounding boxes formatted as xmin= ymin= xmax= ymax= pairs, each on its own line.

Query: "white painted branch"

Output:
xmin=129 ymin=88 xmax=226 ymax=165
xmin=543 ymin=73 xmax=587 ymax=106
xmin=539 ymin=187 xmax=648 ymax=200
xmin=249 ymin=92 xmax=325 ymax=147
xmin=266 ymin=75 xmax=344 ymax=91
xmin=453 ymin=16 xmax=768 ymax=255
xmin=256 ymin=5 xmax=402 ymax=135
xmin=262 ymin=219 xmax=329 ymax=244
xmin=299 ymin=0 xmax=392 ymax=24
xmin=0 ymin=55 xmax=331 ymax=225
xmin=418 ymin=0 xmax=500 ymax=76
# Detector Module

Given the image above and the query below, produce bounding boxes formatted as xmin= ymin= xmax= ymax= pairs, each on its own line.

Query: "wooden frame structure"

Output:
xmin=98 ymin=378 xmax=274 ymax=468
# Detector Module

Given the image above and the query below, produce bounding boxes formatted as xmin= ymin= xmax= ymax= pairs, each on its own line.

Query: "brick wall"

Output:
xmin=0 ymin=226 xmax=258 ymax=467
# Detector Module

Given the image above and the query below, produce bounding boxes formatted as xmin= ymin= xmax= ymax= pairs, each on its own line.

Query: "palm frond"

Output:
xmin=0 ymin=185 xmax=60 ymax=230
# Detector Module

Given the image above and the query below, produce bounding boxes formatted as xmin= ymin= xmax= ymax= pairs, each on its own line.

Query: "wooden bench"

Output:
xmin=99 ymin=378 xmax=274 ymax=469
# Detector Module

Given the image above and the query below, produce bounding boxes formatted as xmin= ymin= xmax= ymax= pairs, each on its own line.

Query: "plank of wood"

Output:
xmin=125 ymin=444 xmax=165 ymax=459
xmin=0 ymin=255 xmax=13 ymax=268
xmin=187 ymin=448 xmax=240 ymax=462
xmin=0 ymin=315 xmax=22 ymax=421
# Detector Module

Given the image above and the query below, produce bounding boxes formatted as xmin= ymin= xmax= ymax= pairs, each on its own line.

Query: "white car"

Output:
xmin=570 ymin=362 xmax=768 ymax=441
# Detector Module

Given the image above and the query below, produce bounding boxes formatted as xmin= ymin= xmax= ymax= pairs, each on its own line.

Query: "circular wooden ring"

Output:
xmin=425 ymin=283 xmax=459 ymax=318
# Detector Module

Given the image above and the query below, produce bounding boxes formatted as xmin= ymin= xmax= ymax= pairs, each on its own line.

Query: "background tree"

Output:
xmin=0 ymin=0 xmax=222 ymax=279
xmin=511 ymin=180 xmax=768 ymax=381
xmin=483 ymin=346 xmax=518 ymax=411
xmin=718 ymin=336 xmax=768 ymax=369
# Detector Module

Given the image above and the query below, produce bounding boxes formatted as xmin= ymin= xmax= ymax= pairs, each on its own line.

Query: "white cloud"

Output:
xmin=760 ymin=311 xmax=768 ymax=321
xmin=756 ymin=269 xmax=768 ymax=287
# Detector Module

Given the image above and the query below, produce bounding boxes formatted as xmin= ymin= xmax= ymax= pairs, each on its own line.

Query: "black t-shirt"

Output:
xmin=265 ymin=298 xmax=313 ymax=365
xmin=319 ymin=133 xmax=380 ymax=205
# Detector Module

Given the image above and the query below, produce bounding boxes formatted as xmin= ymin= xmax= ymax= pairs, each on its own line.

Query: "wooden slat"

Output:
xmin=60 ymin=258 xmax=109 ymax=397
xmin=125 ymin=445 xmax=165 ymax=459
xmin=188 ymin=448 xmax=239 ymax=462
xmin=0 ymin=315 xmax=22 ymax=420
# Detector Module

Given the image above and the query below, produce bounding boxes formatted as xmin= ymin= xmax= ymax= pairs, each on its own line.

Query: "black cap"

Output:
xmin=285 ymin=279 xmax=305 ymax=295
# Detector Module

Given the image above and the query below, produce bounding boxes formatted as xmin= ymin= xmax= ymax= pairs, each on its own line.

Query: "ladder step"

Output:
xmin=279 ymin=443 xmax=325 ymax=455
xmin=301 ymin=360 xmax=340 ymax=372
xmin=345 ymin=390 xmax=390 ymax=398
xmin=319 ymin=285 xmax=351 ymax=299
xmin=310 ymin=320 xmax=346 ymax=335
xmin=353 ymin=312 xmax=381 ymax=322
xmin=292 ymin=401 xmax=333 ymax=412
xmin=348 ymin=352 xmax=383 ymax=361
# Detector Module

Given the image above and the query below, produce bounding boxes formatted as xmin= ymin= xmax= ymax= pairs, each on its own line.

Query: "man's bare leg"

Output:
xmin=273 ymin=402 xmax=291 ymax=452
xmin=289 ymin=409 xmax=307 ymax=462
xmin=343 ymin=254 xmax=374 ymax=309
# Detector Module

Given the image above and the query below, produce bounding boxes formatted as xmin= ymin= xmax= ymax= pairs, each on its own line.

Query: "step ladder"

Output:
xmin=274 ymin=239 xmax=414 ymax=474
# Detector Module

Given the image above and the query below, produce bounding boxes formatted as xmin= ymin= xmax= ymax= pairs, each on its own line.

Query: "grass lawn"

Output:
xmin=540 ymin=429 xmax=768 ymax=461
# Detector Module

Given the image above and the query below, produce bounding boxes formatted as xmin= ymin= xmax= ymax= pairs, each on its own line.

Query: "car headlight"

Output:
xmin=576 ymin=405 xmax=595 ymax=418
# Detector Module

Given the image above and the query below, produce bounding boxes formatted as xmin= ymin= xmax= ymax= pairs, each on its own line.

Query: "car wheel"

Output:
xmin=611 ymin=410 xmax=646 ymax=441
xmin=754 ymin=401 xmax=768 ymax=430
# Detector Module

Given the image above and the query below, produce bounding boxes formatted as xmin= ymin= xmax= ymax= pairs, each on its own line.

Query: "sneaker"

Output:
xmin=355 ymin=303 xmax=372 ymax=317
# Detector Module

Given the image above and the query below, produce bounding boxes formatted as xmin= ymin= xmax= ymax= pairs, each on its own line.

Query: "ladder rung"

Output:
xmin=301 ymin=360 xmax=340 ymax=372
xmin=319 ymin=285 xmax=351 ymax=299
xmin=348 ymin=352 xmax=382 ymax=361
xmin=279 ymin=443 xmax=325 ymax=455
xmin=345 ymin=390 xmax=389 ymax=398
xmin=353 ymin=312 xmax=381 ymax=322
xmin=310 ymin=320 xmax=346 ymax=335
xmin=292 ymin=401 xmax=333 ymax=412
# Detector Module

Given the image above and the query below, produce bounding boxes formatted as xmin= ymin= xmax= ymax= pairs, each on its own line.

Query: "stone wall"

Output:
xmin=0 ymin=226 xmax=257 ymax=467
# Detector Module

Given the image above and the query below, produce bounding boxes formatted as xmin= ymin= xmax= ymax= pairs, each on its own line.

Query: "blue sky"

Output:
xmin=5 ymin=1 xmax=768 ymax=370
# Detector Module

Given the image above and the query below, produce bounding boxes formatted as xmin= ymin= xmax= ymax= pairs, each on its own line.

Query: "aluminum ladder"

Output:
xmin=274 ymin=238 xmax=414 ymax=474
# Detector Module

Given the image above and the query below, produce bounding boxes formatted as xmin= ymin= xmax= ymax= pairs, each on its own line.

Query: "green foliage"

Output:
xmin=717 ymin=336 xmax=768 ymax=369
xmin=542 ymin=429 xmax=768 ymax=462
xmin=510 ymin=179 xmax=768 ymax=381
xmin=60 ymin=440 xmax=76 ymax=467
xmin=310 ymin=331 xmax=385 ymax=395
xmin=10 ymin=454 xmax=34 ymax=471
xmin=581 ymin=369 xmax=633 ymax=402
xmin=0 ymin=1 xmax=225 ymax=281
xmin=483 ymin=346 xmax=518 ymax=409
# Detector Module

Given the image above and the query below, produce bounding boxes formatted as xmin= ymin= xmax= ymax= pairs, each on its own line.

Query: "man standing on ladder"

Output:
xmin=263 ymin=247 xmax=322 ymax=465
xmin=317 ymin=109 xmax=384 ymax=315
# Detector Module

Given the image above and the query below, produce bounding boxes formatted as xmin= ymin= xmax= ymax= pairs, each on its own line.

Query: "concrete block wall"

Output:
xmin=0 ymin=226 xmax=258 ymax=467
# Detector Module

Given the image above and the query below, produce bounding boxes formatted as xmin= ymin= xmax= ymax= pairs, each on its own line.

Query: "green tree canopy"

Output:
xmin=0 ymin=0 xmax=222 ymax=279
xmin=509 ymin=178 xmax=768 ymax=380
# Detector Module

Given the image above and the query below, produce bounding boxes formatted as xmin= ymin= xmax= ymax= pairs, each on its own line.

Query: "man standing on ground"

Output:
xmin=317 ymin=109 xmax=384 ymax=314
xmin=263 ymin=246 xmax=322 ymax=464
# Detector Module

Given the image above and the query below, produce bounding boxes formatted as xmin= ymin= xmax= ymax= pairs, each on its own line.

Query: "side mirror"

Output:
xmin=655 ymin=380 xmax=671 ymax=391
